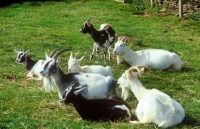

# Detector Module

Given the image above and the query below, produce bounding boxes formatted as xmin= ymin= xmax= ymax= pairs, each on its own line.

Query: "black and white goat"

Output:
xmin=40 ymin=49 xmax=119 ymax=99
xmin=60 ymin=81 xmax=132 ymax=122
xmin=79 ymin=18 xmax=116 ymax=62
xmin=15 ymin=49 xmax=38 ymax=71
xmin=14 ymin=49 xmax=56 ymax=91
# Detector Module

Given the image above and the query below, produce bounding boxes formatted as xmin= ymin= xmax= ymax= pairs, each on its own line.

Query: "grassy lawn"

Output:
xmin=0 ymin=0 xmax=200 ymax=128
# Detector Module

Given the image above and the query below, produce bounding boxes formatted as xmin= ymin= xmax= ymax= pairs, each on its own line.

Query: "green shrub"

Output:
xmin=190 ymin=12 xmax=200 ymax=21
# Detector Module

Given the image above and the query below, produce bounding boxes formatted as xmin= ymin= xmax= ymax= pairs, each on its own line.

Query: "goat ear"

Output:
xmin=79 ymin=56 xmax=84 ymax=61
xmin=73 ymin=86 xmax=86 ymax=95
xmin=86 ymin=18 xmax=91 ymax=26
xmin=56 ymin=58 xmax=61 ymax=65
xmin=45 ymin=53 xmax=49 ymax=59
xmin=139 ymin=68 xmax=145 ymax=74
xmin=25 ymin=50 xmax=29 ymax=55
xmin=70 ymin=52 xmax=73 ymax=59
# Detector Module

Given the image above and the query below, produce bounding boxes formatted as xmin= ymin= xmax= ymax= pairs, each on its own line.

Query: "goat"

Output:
xmin=14 ymin=49 xmax=44 ymax=80
xmin=14 ymin=49 xmax=56 ymax=91
xmin=113 ymin=36 xmax=184 ymax=71
xmin=68 ymin=52 xmax=113 ymax=77
xmin=117 ymin=65 xmax=185 ymax=128
xmin=40 ymin=49 xmax=119 ymax=99
xmin=79 ymin=18 xmax=116 ymax=62
xmin=60 ymin=81 xmax=132 ymax=122
xmin=15 ymin=49 xmax=38 ymax=71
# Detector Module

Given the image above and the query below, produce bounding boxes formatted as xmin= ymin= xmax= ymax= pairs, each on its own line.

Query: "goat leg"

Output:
xmin=96 ymin=47 xmax=100 ymax=63
xmin=104 ymin=47 xmax=108 ymax=62
xmin=90 ymin=43 xmax=96 ymax=60
xmin=108 ymin=47 xmax=111 ymax=61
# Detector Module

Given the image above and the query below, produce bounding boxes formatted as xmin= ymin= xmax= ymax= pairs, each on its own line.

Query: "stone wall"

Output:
xmin=156 ymin=0 xmax=200 ymax=16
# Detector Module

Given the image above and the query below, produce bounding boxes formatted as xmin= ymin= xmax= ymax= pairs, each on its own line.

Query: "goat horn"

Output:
xmin=74 ymin=52 xmax=79 ymax=58
xmin=53 ymin=48 xmax=69 ymax=59
xmin=118 ymin=36 xmax=123 ymax=41
xmin=49 ymin=49 xmax=58 ymax=58
xmin=128 ymin=66 xmax=142 ymax=77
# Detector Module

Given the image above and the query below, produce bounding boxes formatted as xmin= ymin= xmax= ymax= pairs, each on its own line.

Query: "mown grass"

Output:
xmin=0 ymin=0 xmax=200 ymax=128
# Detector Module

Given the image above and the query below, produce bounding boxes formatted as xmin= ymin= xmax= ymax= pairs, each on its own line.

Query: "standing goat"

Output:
xmin=113 ymin=36 xmax=183 ymax=71
xmin=117 ymin=66 xmax=185 ymax=128
xmin=40 ymin=49 xmax=118 ymax=99
xmin=60 ymin=81 xmax=132 ymax=122
xmin=14 ymin=49 xmax=56 ymax=91
xmin=79 ymin=18 xmax=116 ymax=62
xmin=68 ymin=52 xmax=113 ymax=77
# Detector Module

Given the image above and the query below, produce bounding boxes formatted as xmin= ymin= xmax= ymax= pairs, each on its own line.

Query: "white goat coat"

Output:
xmin=113 ymin=41 xmax=183 ymax=70
xmin=26 ymin=60 xmax=44 ymax=80
xmin=117 ymin=70 xmax=185 ymax=128
xmin=77 ymin=65 xmax=113 ymax=77
xmin=135 ymin=89 xmax=185 ymax=128
xmin=68 ymin=54 xmax=113 ymax=77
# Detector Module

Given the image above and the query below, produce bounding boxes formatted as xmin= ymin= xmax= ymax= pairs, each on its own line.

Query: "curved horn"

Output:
xmin=128 ymin=66 xmax=142 ymax=77
xmin=74 ymin=52 xmax=79 ymax=58
xmin=49 ymin=49 xmax=58 ymax=58
xmin=53 ymin=48 xmax=69 ymax=59
xmin=118 ymin=36 xmax=124 ymax=41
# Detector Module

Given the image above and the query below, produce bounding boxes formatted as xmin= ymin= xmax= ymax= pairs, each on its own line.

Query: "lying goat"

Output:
xmin=15 ymin=49 xmax=38 ymax=71
xmin=68 ymin=52 xmax=113 ymax=77
xmin=40 ymin=49 xmax=118 ymax=99
xmin=113 ymin=36 xmax=183 ymax=71
xmin=117 ymin=66 xmax=185 ymax=128
xmin=14 ymin=49 xmax=56 ymax=91
xmin=79 ymin=18 xmax=116 ymax=62
xmin=60 ymin=81 xmax=132 ymax=122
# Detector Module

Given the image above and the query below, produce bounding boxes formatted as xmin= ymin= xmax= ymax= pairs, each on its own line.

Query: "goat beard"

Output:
xmin=43 ymin=75 xmax=56 ymax=91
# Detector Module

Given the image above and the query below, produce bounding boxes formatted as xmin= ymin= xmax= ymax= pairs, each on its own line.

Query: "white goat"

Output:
xmin=68 ymin=52 xmax=113 ymax=77
xmin=40 ymin=49 xmax=118 ymax=99
xmin=117 ymin=66 xmax=185 ymax=128
xmin=113 ymin=36 xmax=183 ymax=71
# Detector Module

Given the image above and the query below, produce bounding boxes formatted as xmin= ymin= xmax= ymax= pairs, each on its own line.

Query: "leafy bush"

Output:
xmin=190 ymin=12 xmax=200 ymax=21
xmin=130 ymin=0 xmax=146 ymax=15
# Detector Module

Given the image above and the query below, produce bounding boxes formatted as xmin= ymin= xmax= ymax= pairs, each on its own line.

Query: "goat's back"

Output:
xmin=135 ymin=89 xmax=185 ymax=128
xmin=74 ymin=95 xmax=132 ymax=122
xmin=75 ymin=73 xmax=117 ymax=99
xmin=81 ymin=65 xmax=113 ymax=77
xmin=99 ymin=24 xmax=116 ymax=44
xmin=135 ymin=49 xmax=183 ymax=70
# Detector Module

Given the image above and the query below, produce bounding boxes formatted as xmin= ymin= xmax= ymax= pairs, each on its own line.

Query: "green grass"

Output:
xmin=0 ymin=0 xmax=200 ymax=128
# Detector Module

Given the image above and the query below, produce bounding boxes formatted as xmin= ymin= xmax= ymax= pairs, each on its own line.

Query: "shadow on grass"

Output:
xmin=0 ymin=0 xmax=84 ymax=7
xmin=181 ymin=67 xmax=195 ymax=72
xmin=181 ymin=114 xmax=200 ymax=127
